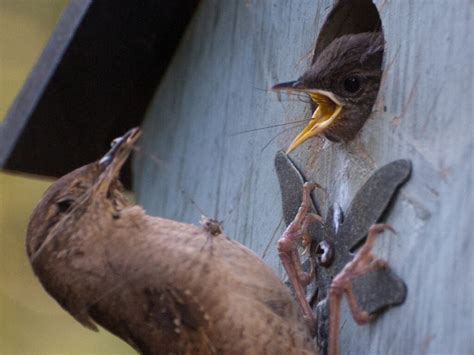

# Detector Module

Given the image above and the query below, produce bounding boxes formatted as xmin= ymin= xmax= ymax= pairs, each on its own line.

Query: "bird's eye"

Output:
xmin=343 ymin=76 xmax=361 ymax=93
xmin=57 ymin=198 xmax=74 ymax=213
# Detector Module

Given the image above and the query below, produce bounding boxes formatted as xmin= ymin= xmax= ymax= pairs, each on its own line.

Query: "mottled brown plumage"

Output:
xmin=26 ymin=128 xmax=316 ymax=354
xmin=273 ymin=32 xmax=384 ymax=152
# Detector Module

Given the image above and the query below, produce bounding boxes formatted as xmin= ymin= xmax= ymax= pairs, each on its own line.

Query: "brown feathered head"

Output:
xmin=273 ymin=32 xmax=384 ymax=152
xmin=27 ymin=127 xmax=140 ymax=262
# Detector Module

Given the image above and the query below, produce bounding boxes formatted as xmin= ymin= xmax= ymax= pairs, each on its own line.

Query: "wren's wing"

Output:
xmin=88 ymin=283 xmax=216 ymax=354
xmin=98 ymin=208 xmax=317 ymax=354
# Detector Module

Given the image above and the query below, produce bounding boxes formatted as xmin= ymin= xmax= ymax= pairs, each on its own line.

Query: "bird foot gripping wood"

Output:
xmin=278 ymin=183 xmax=397 ymax=354
xmin=327 ymin=224 xmax=394 ymax=355
xmin=275 ymin=151 xmax=411 ymax=354
xmin=278 ymin=182 xmax=394 ymax=354
xmin=277 ymin=182 xmax=322 ymax=332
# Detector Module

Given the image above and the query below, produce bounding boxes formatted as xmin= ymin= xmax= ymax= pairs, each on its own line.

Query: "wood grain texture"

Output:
xmin=133 ymin=0 xmax=473 ymax=353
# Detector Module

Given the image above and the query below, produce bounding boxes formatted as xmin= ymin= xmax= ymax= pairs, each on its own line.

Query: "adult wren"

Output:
xmin=273 ymin=32 xmax=384 ymax=153
xmin=26 ymin=128 xmax=316 ymax=354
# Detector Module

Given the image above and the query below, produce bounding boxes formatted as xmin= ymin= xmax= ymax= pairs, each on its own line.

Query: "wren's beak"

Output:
xmin=272 ymin=80 xmax=342 ymax=153
xmin=97 ymin=127 xmax=141 ymax=190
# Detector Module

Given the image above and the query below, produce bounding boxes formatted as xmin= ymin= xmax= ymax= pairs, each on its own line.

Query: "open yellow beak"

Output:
xmin=286 ymin=91 xmax=342 ymax=153
xmin=272 ymin=81 xmax=343 ymax=153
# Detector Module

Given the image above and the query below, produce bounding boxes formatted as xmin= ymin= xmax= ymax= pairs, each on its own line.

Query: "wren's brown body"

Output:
xmin=26 ymin=129 xmax=316 ymax=354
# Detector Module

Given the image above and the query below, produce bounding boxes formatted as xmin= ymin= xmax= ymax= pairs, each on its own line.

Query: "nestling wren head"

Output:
xmin=27 ymin=127 xmax=140 ymax=263
xmin=273 ymin=32 xmax=384 ymax=152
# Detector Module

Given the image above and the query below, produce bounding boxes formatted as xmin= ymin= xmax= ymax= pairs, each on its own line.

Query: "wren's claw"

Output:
xmin=328 ymin=224 xmax=395 ymax=355
xmin=277 ymin=182 xmax=322 ymax=328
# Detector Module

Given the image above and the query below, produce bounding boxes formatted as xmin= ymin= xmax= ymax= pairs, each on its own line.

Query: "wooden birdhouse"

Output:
xmin=1 ymin=0 xmax=471 ymax=353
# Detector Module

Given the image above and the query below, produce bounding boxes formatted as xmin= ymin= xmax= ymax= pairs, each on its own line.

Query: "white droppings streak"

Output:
xmin=333 ymin=205 xmax=343 ymax=234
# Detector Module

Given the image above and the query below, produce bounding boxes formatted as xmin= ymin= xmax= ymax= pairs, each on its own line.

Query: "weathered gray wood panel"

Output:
xmin=133 ymin=0 xmax=473 ymax=353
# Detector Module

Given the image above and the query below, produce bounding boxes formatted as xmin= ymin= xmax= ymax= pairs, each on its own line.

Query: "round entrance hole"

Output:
xmin=312 ymin=0 xmax=384 ymax=63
